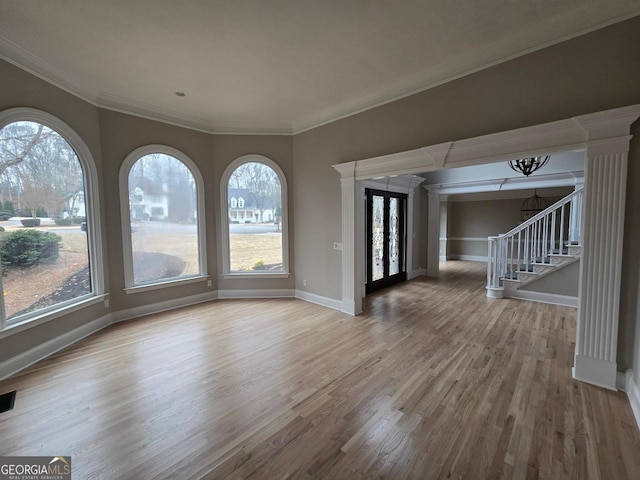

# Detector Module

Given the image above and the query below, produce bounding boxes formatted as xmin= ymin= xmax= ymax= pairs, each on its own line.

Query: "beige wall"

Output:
xmin=620 ymin=124 xmax=640 ymax=373
xmin=212 ymin=134 xmax=294 ymax=292
xmin=98 ymin=109 xmax=216 ymax=312
xmin=445 ymin=195 xmax=569 ymax=259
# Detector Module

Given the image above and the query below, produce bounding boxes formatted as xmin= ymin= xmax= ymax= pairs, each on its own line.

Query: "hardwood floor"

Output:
xmin=1 ymin=261 xmax=639 ymax=479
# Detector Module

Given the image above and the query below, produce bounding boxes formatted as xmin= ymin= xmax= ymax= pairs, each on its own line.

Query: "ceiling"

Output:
xmin=1 ymin=1 xmax=639 ymax=135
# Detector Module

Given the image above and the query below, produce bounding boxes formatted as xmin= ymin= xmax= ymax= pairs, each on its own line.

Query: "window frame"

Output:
xmin=220 ymin=154 xmax=290 ymax=278
xmin=0 ymin=107 xmax=105 ymax=332
xmin=119 ymin=145 xmax=208 ymax=293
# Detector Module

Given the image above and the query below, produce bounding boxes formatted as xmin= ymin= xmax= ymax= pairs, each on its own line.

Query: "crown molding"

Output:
xmin=334 ymin=104 xmax=640 ymax=181
xmin=0 ymin=34 xmax=97 ymax=105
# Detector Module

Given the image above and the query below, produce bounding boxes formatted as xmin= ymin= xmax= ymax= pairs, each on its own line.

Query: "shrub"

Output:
xmin=3 ymin=201 xmax=15 ymax=216
xmin=0 ymin=230 xmax=62 ymax=268
xmin=252 ymin=259 xmax=265 ymax=270
xmin=0 ymin=211 xmax=12 ymax=221
xmin=20 ymin=218 xmax=41 ymax=227
xmin=36 ymin=207 xmax=48 ymax=218
xmin=72 ymin=216 xmax=86 ymax=225
xmin=54 ymin=217 xmax=73 ymax=226
xmin=0 ymin=226 xmax=5 ymax=232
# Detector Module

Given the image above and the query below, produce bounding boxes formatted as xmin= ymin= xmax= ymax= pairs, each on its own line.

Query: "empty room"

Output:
xmin=1 ymin=2 xmax=640 ymax=478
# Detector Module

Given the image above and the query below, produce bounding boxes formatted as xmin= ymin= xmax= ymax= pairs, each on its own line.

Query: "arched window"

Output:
xmin=220 ymin=155 xmax=288 ymax=276
xmin=0 ymin=108 xmax=103 ymax=329
xmin=119 ymin=146 xmax=206 ymax=289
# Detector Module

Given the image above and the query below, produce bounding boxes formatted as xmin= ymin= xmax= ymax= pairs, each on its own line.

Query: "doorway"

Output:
xmin=365 ymin=188 xmax=407 ymax=294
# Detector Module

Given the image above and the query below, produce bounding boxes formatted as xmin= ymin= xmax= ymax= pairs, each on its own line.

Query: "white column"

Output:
xmin=339 ymin=174 xmax=362 ymax=315
xmin=427 ymin=188 xmax=441 ymax=277
xmin=439 ymin=195 xmax=449 ymax=261
xmin=573 ymin=136 xmax=630 ymax=389
xmin=406 ymin=187 xmax=416 ymax=278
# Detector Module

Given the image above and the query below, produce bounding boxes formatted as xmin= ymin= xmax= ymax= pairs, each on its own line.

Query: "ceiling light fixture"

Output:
xmin=508 ymin=155 xmax=549 ymax=176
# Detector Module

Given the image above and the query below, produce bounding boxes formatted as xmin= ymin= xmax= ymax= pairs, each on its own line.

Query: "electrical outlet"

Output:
xmin=207 ymin=280 xmax=212 ymax=287
xmin=104 ymin=299 xmax=109 ymax=308
xmin=303 ymin=279 xmax=307 ymax=287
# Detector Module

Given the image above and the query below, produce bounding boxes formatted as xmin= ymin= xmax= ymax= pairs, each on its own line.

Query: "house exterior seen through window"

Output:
xmin=127 ymin=153 xmax=201 ymax=285
xmin=0 ymin=120 xmax=92 ymax=325
xmin=227 ymin=161 xmax=283 ymax=272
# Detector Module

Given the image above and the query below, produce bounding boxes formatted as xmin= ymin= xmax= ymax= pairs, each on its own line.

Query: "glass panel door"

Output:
xmin=366 ymin=189 xmax=407 ymax=294
xmin=389 ymin=197 xmax=400 ymax=276
xmin=371 ymin=194 xmax=385 ymax=282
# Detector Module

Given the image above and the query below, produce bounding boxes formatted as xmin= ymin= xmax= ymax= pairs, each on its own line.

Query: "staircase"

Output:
xmin=486 ymin=188 xmax=583 ymax=301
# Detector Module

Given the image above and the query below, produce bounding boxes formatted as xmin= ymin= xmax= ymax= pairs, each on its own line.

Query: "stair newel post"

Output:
xmin=486 ymin=235 xmax=503 ymax=297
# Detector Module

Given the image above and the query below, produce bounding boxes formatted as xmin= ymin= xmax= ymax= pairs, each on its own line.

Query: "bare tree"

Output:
xmin=1 ymin=121 xmax=84 ymax=216
xmin=229 ymin=162 xmax=281 ymax=222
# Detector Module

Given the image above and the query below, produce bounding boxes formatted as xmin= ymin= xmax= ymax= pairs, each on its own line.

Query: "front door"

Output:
xmin=366 ymin=189 xmax=407 ymax=294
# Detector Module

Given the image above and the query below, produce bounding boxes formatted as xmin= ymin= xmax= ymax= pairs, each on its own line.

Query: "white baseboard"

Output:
xmin=439 ymin=255 xmax=447 ymax=262
xmin=112 ymin=291 xmax=218 ymax=323
xmin=448 ymin=254 xmax=488 ymax=262
xmin=408 ymin=268 xmax=426 ymax=280
xmin=217 ymin=289 xmax=294 ymax=299
xmin=294 ymin=290 xmax=343 ymax=311
xmin=0 ymin=314 xmax=112 ymax=381
xmin=624 ymin=370 xmax=640 ymax=432
xmin=506 ymin=290 xmax=579 ymax=307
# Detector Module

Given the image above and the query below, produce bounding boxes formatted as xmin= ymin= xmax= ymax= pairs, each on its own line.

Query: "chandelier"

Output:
xmin=508 ymin=155 xmax=549 ymax=176
xmin=521 ymin=190 xmax=549 ymax=222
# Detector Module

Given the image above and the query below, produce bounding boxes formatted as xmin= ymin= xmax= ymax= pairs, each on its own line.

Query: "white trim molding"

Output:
xmin=448 ymin=254 xmax=488 ymax=262
xmin=0 ymin=314 xmax=111 ymax=381
xmin=623 ymin=370 xmax=640 ymax=431
xmin=217 ymin=289 xmax=294 ymax=299
xmin=112 ymin=291 xmax=217 ymax=323
xmin=294 ymin=290 xmax=344 ymax=311
xmin=507 ymin=291 xmax=578 ymax=308
xmin=333 ymin=104 xmax=640 ymax=392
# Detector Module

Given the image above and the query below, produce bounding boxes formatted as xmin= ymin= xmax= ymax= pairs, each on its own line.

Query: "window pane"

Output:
xmin=371 ymin=195 xmax=384 ymax=281
xmin=389 ymin=197 xmax=400 ymax=276
xmin=0 ymin=121 xmax=91 ymax=321
xmin=228 ymin=162 xmax=282 ymax=272
xmin=129 ymin=154 xmax=199 ymax=284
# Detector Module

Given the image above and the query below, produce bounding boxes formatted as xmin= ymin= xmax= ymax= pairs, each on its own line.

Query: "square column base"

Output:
xmin=573 ymin=354 xmax=617 ymax=391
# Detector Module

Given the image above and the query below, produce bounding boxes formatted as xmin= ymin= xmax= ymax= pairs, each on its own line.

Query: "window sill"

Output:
xmin=0 ymin=294 xmax=108 ymax=339
xmin=124 ymin=275 xmax=209 ymax=294
xmin=222 ymin=272 xmax=291 ymax=279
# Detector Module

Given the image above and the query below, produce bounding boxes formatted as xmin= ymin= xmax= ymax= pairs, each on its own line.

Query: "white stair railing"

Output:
xmin=486 ymin=188 xmax=583 ymax=296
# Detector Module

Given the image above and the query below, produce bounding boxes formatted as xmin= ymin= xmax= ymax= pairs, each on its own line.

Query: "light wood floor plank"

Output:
xmin=1 ymin=261 xmax=639 ymax=479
